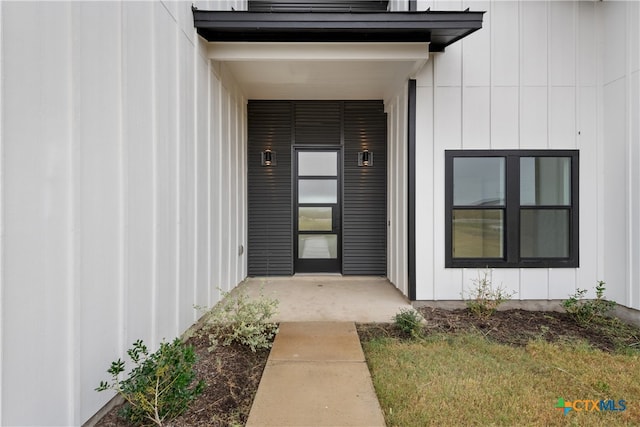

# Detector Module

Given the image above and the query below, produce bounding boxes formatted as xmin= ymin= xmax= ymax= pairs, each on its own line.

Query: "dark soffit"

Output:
xmin=193 ymin=9 xmax=484 ymax=52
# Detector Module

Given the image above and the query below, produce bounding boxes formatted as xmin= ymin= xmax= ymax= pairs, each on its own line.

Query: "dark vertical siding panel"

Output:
xmin=247 ymin=101 xmax=293 ymax=275
xmin=248 ymin=1 xmax=390 ymax=12
xmin=294 ymin=101 xmax=341 ymax=144
xmin=343 ymin=101 xmax=387 ymax=275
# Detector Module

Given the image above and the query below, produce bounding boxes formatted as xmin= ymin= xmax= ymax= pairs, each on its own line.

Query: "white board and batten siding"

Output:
xmin=411 ymin=0 xmax=640 ymax=311
xmin=601 ymin=1 xmax=640 ymax=312
xmin=0 ymin=1 xmax=247 ymax=425
xmin=386 ymin=86 xmax=410 ymax=296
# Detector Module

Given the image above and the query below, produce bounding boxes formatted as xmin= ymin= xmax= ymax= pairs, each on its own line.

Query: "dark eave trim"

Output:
xmin=193 ymin=9 xmax=484 ymax=52
xmin=407 ymin=79 xmax=417 ymax=301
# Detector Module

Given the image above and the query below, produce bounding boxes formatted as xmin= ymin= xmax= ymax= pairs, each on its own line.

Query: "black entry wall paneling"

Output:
xmin=343 ymin=101 xmax=387 ymax=275
xmin=294 ymin=101 xmax=342 ymax=145
xmin=247 ymin=100 xmax=387 ymax=276
xmin=248 ymin=1 xmax=390 ymax=12
xmin=248 ymin=101 xmax=293 ymax=275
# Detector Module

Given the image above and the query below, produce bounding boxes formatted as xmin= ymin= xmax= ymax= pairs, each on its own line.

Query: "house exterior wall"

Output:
xmin=386 ymin=85 xmax=410 ymax=296
xmin=1 ymin=0 xmax=639 ymax=425
xmin=601 ymin=1 xmax=640 ymax=311
xmin=0 ymin=1 xmax=246 ymax=425
xmin=412 ymin=1 xmax=637 ymax=306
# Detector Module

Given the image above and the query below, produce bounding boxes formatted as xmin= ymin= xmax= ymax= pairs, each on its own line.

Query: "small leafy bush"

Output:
xmin=562 ymin=281 xmax=616 ymax=325
xmin=96 ymin=339 xmax=205 ymax=426
xmin=204 ymin=288 xmax=279 ymax=352
xmin=394 ymin=309 xmax=424 ymax=338
xmin=463 ymin=269 xmax=515 ymax=319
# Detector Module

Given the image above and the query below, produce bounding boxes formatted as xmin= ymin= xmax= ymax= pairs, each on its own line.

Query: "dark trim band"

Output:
xmin=193 ymin=9 xmax=484 ymax=52
xmin=408 ymin=79 xmax=417 ymax=301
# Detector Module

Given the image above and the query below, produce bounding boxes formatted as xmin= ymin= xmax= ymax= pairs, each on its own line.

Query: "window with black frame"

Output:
xmin=445 ymin=150 xmax=579 ymax=268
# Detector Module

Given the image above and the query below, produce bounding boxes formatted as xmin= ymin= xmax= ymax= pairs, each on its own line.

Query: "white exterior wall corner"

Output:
xmin=0 ymin=2 xmax=247 ymax=426
xmin=411 ymin=0 xmax=638 ymax=306
xmin=386 ymin=84 xmax=410 ymax=297
xmin=600 ymin=0 xmax=640 ymax=311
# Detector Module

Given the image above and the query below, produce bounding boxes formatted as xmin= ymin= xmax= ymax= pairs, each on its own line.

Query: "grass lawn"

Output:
xmin=362 ymin=333 xmax=640 ymax=426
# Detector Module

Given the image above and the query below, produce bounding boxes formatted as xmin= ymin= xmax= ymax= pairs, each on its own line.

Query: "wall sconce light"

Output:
xmin=358 ymin=149 xmax=373 ymax=167
xmin=261 ymin=149 xmax=276 ymax=166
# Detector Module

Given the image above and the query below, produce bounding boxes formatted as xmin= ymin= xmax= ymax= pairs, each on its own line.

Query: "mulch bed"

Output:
xmin=96 ymin=309 xmax=639 ymax=426
xmin=94 ymin=334 xmax=269 ymax=427
xmin=359 ymin=308 xmax=640 ymax=354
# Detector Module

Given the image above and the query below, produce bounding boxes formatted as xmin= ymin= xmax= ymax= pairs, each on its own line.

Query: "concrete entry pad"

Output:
xmin=239 ymin=275 xmax=411 ymax=322
xmin=246 ymin=321 xmax=385 ymax=427
xmin=269 ymin=322 xmax=365 ymax=362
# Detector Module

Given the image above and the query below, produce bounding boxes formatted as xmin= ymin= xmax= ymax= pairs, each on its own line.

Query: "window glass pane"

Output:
xmin=453 ymin=157 xmax=505 ymax=206
xmin=298 ymin=234 xmax=338 ymax=259
xmin=452 ymin=209 xmax=504 ymax=258
xmin=521 ymin=210 xmax=569 ymax=258
xmin=299 ymin=180 xmax=337 ymax=204
xmin=299 ymin=207 xmax=332 ymax=231
xmin=298 ymin=152 xmax=337 ymax=176
xmin=520 ymin=157 xmax=571 ymax=206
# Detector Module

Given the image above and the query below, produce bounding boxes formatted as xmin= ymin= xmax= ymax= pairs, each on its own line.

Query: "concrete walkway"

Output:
xmin=246 ymin=322 xmax=386 ymax=427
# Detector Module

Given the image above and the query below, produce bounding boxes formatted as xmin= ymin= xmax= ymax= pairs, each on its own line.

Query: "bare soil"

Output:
xmin=95 ymin=334 xmax=269 ymax=427
xmin=96 ymin=309 xmax=639 ymax=426
xmin=359 ymin=308 xmax=640 ymax=354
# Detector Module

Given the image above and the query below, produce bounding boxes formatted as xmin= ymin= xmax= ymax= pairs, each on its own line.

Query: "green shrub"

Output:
xmin=463 ymin=269 xmax=515 ymax=319
xmin=204 ymin=288 xmax=279 ymax=352
xmin=562 ymin=281 xmax=616 ymax=325
xmin=96 ymin=339 xmax=205 ymax=426
xmin=393 ymin=309 xmax=424 ymax=338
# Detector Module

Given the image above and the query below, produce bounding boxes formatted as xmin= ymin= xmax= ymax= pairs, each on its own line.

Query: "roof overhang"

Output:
xmin=193 ymin=9 xmax=484 ymax=53
xmin=193 ymin=8 xmax=484 ymax=100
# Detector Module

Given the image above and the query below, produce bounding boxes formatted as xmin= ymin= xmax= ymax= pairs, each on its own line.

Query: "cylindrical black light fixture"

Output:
xmin=261 ymin=149 xmax=276 ymax=166
xmin=358 ymin=149 xmax=373 ymax=167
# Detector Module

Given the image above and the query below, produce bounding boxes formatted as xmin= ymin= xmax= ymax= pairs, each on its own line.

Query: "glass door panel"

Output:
xmin=298 ymin=152 xmax=338 ymax=176
xmin=299 ymin=207 xmax=333 ymax=231
xmin=298 ymin=180 xmax=337 ymax=204
xmin=298 ymin=235 xmax=338 ymax=259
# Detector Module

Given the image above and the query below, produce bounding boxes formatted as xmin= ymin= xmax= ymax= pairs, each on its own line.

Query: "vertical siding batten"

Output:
xmin=0 ymin=0 xmax=4 ymax=418
xmin=629 ymin=0 xmax=640 ymax=310
xmin=68 ymin=4 xmax=81 ymax=421
xmin=193 ymin=30 xmax=201 ymax=319
xmin=626 ymin=1 xmax=634 ymax=308
xmin=117 ymin=0 xmax=127 ymax=382
xmin=174 ymin=15 xmax=182 ymax=337
xmin=386 ymin=101 xmax=395 ymax=285
xmin=149 ymin=1 xmax=159 ymax=353
xmin=0 ymin=2 xmax=4 ymax=418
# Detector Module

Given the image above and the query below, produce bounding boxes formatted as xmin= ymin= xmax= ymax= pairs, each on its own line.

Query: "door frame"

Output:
xmin=293 ymin=145 xmax=343 ymax=273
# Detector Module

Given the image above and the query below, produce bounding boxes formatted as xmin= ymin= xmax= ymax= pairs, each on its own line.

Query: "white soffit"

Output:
xmin=208 ymin=42 xmax=429 ymax=100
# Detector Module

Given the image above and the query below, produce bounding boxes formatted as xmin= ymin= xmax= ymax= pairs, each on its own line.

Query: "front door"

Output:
xmin=294 ymin=148 xmax=342 ymax=273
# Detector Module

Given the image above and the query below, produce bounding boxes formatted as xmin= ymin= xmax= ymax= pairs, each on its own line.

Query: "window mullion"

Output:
xmin=505 ymin=155 xmax=520 ymax=265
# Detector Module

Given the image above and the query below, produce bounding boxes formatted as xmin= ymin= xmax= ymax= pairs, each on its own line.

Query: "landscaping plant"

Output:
xmin=204 ymin=288 xmax=279 ymax=352
xmin=463 ymin=269 xmax=515 ymax=319
xmin=562 ymin=280 xmax=617 ymax=325
xmin=393 ymin=308 xmax=424 ymax=339
xmin=96 ymin=339 xmax=205 ymax=426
